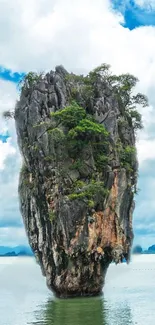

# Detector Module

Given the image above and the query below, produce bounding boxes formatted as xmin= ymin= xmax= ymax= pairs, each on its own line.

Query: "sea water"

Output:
xmin=0 ymin=255 xmax=155 ymax=325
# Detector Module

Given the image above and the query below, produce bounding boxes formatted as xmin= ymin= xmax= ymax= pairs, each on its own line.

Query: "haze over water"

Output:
xmin=0 ymin=255 xmax=155 ymax=325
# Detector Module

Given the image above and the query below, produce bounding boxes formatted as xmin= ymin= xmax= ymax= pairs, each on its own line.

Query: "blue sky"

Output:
xmin=112 ymin=0 xmax=155 ymax=30
xmin=0 ymin=66 xmax=24 ymax=84
xmin=0 ymin=132 xmax=9 ymax=143
xmin=0 ymin=0 xmax=155 ymax=249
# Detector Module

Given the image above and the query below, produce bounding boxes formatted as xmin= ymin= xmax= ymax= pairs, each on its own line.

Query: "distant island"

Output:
xmin=132 ymin=245 xmax=155 ymax=255
xmin=1 ymin=244 xmax=155 ymax=257
xmin=0 ymin=245 xmax=34 ymax=257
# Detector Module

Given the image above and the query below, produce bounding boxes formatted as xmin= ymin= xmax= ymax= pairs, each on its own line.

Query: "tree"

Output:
xmin=84 ymin=65 xmax=148 ymax=131
xmin=18 ymin=71 xmax=43 ymax=91
xmin=2 ymin=110 xmax=14 ymax=119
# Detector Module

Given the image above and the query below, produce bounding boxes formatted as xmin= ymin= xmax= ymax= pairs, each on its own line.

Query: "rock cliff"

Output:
xmin=14 ymin=64 xmax=146 ymax=297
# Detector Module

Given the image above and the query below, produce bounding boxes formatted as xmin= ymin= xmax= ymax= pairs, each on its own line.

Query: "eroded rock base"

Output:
xmin=46 ymin=259 xmax=110 ymax=298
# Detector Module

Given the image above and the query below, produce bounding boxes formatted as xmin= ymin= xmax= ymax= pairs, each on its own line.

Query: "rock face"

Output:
xmin=15 ymin=65 xmax=138 ymax=297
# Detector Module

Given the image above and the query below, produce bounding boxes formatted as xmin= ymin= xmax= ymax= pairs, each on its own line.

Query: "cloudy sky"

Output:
xmin=0 ymin=0 xmax=155 ymax=249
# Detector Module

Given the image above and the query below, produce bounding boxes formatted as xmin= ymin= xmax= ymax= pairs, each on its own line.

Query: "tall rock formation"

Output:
xmin=14 ymin=64 xmax=145 ymax=297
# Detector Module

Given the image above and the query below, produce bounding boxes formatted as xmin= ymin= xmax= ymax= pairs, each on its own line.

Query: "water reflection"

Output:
xmin=31 ymin=296 xmax=133 ymax=325
xmin=104 ymin=300 xmax=133 ymax=325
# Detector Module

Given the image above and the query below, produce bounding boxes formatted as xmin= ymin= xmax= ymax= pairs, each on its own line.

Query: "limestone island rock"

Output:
xmin=14 ymin=64 xmax=147 ymax=297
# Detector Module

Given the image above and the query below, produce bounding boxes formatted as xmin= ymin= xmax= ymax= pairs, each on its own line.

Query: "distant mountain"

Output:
xmin=148 ymin=245 xmax=155 ymax=252
xmin=132 ymin=244 xmax=155 ymax=255
xmin=132 ymin=245 xmax=142 ymax=254
xmin=13 ymin=245 xmax=34 ymax=255
xmin=0 ymin=246 xmax=34 ymax=257
xmin=142 ymin=245 xmax=155 ymax=254
xmin=4 ymin=251 xmax=17 ymax=257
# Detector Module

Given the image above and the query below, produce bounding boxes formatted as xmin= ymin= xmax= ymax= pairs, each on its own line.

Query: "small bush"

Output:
xmin=95 ymin=154 xmax=108 ymax=171
xmin=18 ymin=72 xmax=43 ymax=92
xmin=51 ymin=101 xmax=86 ymax=128
xmin=71 ymin=119 xmax=109 ymax=140
xmin=129 ymin=109 xmax=143 ymax=130
xmin=2 ymin=110 xmax=14 ymax=119
xmin=48 ymin=128 xmax=65 ymax=142
xmin=120 ymin=146 xmax=136 ymax=171
xmin=49 ymin=210 xmax=56 ymax=221
xmin=68 ymin=180 xmax=108 ymax=204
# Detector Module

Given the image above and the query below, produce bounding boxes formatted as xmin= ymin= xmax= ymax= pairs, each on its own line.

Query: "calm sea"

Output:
xmin=0 ymin=255 xmax=155 ymax=325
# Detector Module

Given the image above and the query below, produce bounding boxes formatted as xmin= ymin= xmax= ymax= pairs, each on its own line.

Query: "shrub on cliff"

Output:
xmin=18 ymin=71 xmax=43 ymax=91
xmin=3 ymin=64 xmax=148 ymax=133
xmin=51 ymin=101 xmax=109 ymax=157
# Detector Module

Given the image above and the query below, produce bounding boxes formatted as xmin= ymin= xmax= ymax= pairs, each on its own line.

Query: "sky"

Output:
xmin=0 ymin=0 xmax=155 ymax=249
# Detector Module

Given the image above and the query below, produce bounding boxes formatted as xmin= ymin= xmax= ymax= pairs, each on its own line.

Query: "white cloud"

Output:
xmin=0 ymin=139 xmax=16 ymax=169
xmin=0 ymin=227 xmax=28 ymax=246
xmin=137 ymin=139 xmax=155 ymax=164
xmin=0 ymin=79 xmax=17 ymax=119
xmin=0 ymin=79 xmax=19 ymax=184
xmin=133 ymin=234 xmax=155 ymax=249
xmin=0 ymin=79 xmax=17 ymax=146
xmin=0 ymin=79 xmax=22 ymax=232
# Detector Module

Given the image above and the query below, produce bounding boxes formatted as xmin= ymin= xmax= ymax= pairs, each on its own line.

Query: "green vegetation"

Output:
xmin=51 ymin=101 xmax=109 ymax=161
xmin=51 ymin=101 xmax=86 ymax=128
xmin=2 ymin=65 xmax=147 ymax=212
xmin=66 ymin=64 xmax=111 ymax=85
xmin=128 ymin=109 xmax=143 ymax=130
xmin=81 ymin=84 xmax=94 ymax=102
xmin=2 ymin=65 xmax=147 ymax=138
xmin=2 ymin=110 xmax=14 ymax=119
xmin=49 ymin=210 xmax=56 ymax=221
xmin=97 ymin=70 xmax=148 ymax=131
xmin=66 ymin=64 xmax=148 ymax=132
xmin=68 ymin=180 xmax=108 ymax=205
xmin=67 ymin=119 xmax=109 ymax=159
xmin=68 ymin=119 xmax=109 ymax=140
xmin=68 ymin=192 xmax=87 ymax=200
xmin=50 ymin=102 xmax=110 ymax=205
xmin=74 ymin=180 xmax=86 ymax=188
xmin=88 ymin=63 xmax=111 ymax=83
xmin=20 ymin=164 xmax=29 ymax=175
xmin=18 ymin=71 xmax=43 ymax=92
xmin=2 ymin=71 xmax=44 ymax=119
xmin=94 ymin=154 xmax=108 ymax=172
xmin=65 ymin=73 xmax=86 ymax=83
xmin=47 ymin=128 xmax=65 ymax=142
xmin=120 ymin=146 xmax=136 ymax=172
xmin=70 ymin=159 xmax=86 ymax=171
xmin=88 ymin=200 xmax=95 ymax=208
xmin=49 ymin=75 xmax=143 ymax=202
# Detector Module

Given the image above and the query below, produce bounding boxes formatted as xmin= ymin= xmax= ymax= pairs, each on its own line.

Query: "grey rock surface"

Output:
xmin=15 ymin=66 xmax=137 ymax=297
